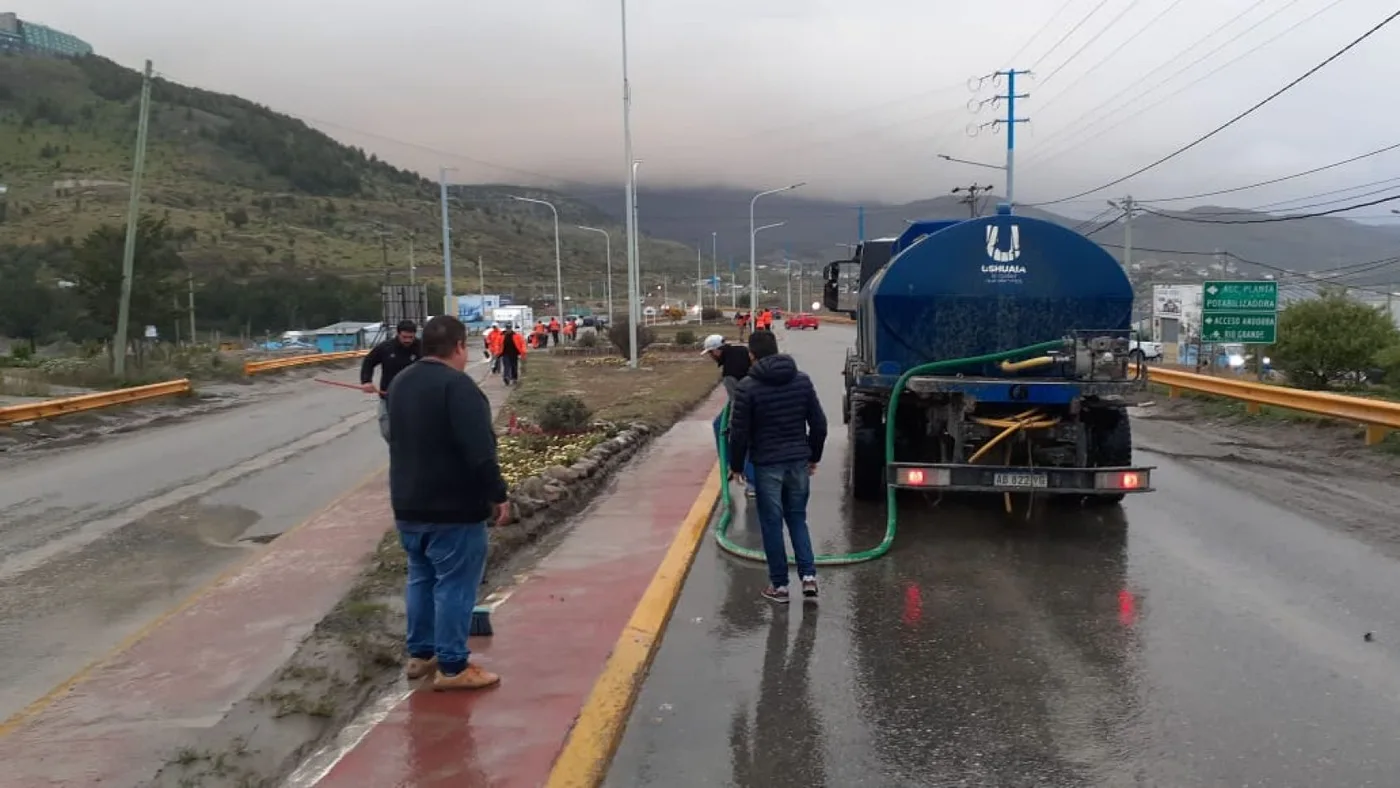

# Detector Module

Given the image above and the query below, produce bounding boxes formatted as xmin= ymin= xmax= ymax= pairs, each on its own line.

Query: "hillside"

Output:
xmin=564 ymin=186 xmax=1400 ymax=287
xmin=0 ymin=53 xmax=703 ymax=302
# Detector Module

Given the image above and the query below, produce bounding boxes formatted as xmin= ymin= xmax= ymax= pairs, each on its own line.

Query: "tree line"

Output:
xmin=0 ymin=216 xmax=436 ymax=350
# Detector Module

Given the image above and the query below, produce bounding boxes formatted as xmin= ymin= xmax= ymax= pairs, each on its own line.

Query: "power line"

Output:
xmin=1135 ymin=140 xmax=1400 ymax=203
xmin=1001 ymin=0 xmax=1080 ymax=68
xmin=1030 ymin=0 xmax=1114 ymax=70
xmin=1032 ymin=0 xmax=1193 ymax=114
xmin=1021 ymin=0 xmax=1273 ymax=158
xmin=1138 ymin=192 xmax=1400 ymax=223
xmin=1098 ymin=243 xmax=1400 ymax=295
xmin=1025 ymin=0 xmax=1342 ymax=171
xmin=1082 ymin=210 xmax=1125 ymax=237
xmin=1029 ymin=7 xmax=1400 ymax=207
xmin=1169 ymin=176 xmax=1400 ymax=216
xmin=1037 ymin=0 xmax=1151 ymax=87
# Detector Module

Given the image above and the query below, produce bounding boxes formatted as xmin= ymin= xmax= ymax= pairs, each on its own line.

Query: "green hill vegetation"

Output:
xmin=0 ymin=53 xmax=700 ymax=343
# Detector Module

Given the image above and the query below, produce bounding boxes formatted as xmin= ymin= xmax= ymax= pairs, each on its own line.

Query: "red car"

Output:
xmin=785 ymin=312 xmax=820 ymax=330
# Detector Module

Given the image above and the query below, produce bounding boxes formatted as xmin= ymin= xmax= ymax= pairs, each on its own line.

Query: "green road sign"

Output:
xmin=1202 ymin=280 xmax=1277 ymax=312
xmin=1202 ymin=280 xmax=1278 ymax=344
xmin=1201 ymin=311 xmax=1277 ymax=343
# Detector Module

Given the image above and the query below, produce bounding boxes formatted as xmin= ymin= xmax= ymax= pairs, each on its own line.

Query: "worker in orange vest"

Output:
xmin=758 ymin=309 xmax=773 ymax=331
xmin=563 ymin=319 xmax=577 ymax=341
xmin=486 ymin=323 xmax=504 ymax=374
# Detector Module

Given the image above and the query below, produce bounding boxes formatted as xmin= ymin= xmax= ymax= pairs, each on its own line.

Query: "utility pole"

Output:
xmin=995 ymin=69 xmax=1030 ymax=205
xmin=785 ymin=251 xmax=792 ymax=315
xmin=378 ymin=224 xmax=390 ymax=286
xmin=113 ymin=59 xmax=153 ymax=378
xmin=187 ymin=273 xmax=196 ymax=344
xmin=408 ymin=235 xmax=416 ymax=285
xmin=479 ymin=255 xmax=485 ymax=302
xmin=1107 ymin=195 xmax=1139 ymax=270
xmin=952 ymin=183 xmax=995 ymax=217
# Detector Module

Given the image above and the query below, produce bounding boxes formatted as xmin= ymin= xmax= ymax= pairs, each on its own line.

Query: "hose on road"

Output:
xmin=713 ymin=338 xmax=1066 ymax=566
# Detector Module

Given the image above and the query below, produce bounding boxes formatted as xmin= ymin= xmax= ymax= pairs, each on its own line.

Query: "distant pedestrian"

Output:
xmin=361 ymin=319 xmax=422 ymax=442
xmin=726 ymin=330 xmax=827 ymax=603
xmin=701 ymin=333 xmax=757 ymax=495
xmin=498 ymin=324 xmax=527 ymax=386
xmin=548 ymin=317 xmax=561 ymax=346
xmin=387 ymin=315 xmax=510 ymax=690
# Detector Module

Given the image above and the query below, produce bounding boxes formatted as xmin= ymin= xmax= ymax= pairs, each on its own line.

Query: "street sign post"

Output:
xmin=1201 ymin=280 xmax=1277 ymax=343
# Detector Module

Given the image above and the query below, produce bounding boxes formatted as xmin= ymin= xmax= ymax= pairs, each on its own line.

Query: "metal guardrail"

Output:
xmin=243 ymin=350 xmax=367 ymax=376
xmin=1148 ymin=366 xmax=1400 ymax=445
xmin=0 ymin=379 xmax=193 ymax=426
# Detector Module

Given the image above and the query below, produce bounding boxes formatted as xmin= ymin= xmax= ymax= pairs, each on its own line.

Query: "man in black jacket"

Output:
xmin=727 ymin=330 xmax=828 ymax=603
xmin=702 ymin=334 xmax=756 ymax=493
xmin=361 ymin=320 xmax=422 ymax=441
xmin=387 ymin=315 xmax=509 ymax=690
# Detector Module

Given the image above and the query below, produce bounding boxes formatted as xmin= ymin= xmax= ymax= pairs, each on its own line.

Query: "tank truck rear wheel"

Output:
xmin=1084 ymin=406 xmax=1132 ymax=506
xmin=849 ymin=403 xmax=885 ymax=501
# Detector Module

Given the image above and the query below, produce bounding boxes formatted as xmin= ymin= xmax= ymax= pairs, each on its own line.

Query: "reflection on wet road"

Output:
xmin=607 ymin=325 xmax=1400 ymax=787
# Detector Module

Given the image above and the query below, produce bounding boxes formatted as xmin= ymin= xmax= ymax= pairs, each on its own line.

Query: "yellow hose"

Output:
xmin=964 ymin=408 xmax=1061 ymax=513
xmin=998 ymin=356 xmax=1056 ymax=372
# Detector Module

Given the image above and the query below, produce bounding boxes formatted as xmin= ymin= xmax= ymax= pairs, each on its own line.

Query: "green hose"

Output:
xmin=713 ymin=338 xmax=1066 ymax=566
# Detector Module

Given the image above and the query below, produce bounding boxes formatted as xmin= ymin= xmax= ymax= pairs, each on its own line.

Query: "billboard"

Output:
xmin=457 ymin=294 xmax=502 ymax=323
xmin=1153 ymin=285 xmax=1184 ymax=317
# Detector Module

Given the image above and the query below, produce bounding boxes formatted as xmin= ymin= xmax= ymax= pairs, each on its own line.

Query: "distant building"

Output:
xmin=0 ymin=13 xmax=93 ymax=57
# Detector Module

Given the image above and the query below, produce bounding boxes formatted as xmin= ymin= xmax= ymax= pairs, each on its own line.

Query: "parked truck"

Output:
xmin=822 ymin=204 xmax=1155 ymax=506
xmin=491 ymin=306 xmax=535 ymax=332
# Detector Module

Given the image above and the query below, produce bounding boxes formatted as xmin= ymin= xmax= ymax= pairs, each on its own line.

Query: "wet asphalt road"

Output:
xmin=0 ymin=365 xmax=397 ymax=723
xmin=607 ymin=325 xmax=1400 ymax=788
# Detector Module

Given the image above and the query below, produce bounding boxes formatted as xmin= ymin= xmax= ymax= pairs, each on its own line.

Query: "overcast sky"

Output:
xmin=14 ymin=0 xmax=1400 ymax=218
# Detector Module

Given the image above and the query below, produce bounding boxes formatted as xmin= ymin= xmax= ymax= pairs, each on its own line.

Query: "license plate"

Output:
xmin=993 ymin=472 xmax=1048 ymax=489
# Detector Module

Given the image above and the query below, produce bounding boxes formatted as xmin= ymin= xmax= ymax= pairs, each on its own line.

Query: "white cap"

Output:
xmin=700 ymin=334 xmax=725 ymax=353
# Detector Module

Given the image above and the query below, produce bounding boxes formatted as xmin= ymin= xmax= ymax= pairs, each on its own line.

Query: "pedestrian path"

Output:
xmin=301 ymin=387 xmax=725 ymax=787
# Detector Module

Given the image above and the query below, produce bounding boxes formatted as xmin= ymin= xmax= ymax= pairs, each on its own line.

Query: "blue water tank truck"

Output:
xmin=821 ymin=204 xmax=1156 ymax=505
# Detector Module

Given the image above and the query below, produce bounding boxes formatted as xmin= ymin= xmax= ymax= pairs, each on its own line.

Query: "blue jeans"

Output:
xmin=397 ymin=521 xmax=489 ymax=676
xmin=713 ymin=411 xmax=756 ymax=486
xmin=752 ymin=461 xmax=817 ymax=588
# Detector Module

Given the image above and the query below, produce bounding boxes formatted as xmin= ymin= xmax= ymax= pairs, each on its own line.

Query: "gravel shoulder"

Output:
xmin=1132 ymin=395 xmax=1400 ymax=559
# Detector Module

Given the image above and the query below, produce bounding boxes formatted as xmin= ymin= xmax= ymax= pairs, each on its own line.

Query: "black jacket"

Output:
xmin=361 ymin=337 xmax=422 ymax=398
xmin=714 ymin=344 xmax=751 ymax=395
xmin=727 ymin=354 xmax=828 ymax=469
xmin=387 ymin=360 xmax=508 ymax=524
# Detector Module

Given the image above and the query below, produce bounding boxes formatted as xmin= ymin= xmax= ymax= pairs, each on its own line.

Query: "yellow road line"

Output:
xmin=544 ymin=463 xmax=721 ymax=788
xmin=0 ymin=463 xmax=388 ymax=739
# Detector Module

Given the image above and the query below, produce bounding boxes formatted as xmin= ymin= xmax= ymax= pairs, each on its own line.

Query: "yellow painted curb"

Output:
xmin=544 ymin=463 xmax=722 ymax=788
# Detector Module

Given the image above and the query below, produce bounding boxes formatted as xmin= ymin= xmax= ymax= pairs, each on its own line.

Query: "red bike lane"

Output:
xmin=299 ymin=390 xmax=724 ymax=787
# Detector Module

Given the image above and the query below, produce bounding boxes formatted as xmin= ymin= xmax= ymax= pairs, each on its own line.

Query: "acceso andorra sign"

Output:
xmin=1201 ymin=280 xmax=1278 ymax=344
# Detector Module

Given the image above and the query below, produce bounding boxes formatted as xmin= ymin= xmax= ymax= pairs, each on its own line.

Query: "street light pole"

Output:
xmin=750 ymin=221 xmax=786 ymax=312
xmin=439 ymin=166 xmax=459 ymax=316
xmin=696 ymin=244 xmax=703 ymax=324
xmin=620 ymin=0 xmax=640 ymax=367
xmin=749 ymin=183 xmax=804 ymax=314
xmin=113 ymin=59 xmax=153 ymax=378
xmin=577 ymin=225 xmax=613 ymax=321
xmin=710 ymin=231 xmax=718 ymax=313
xmin=512 ymin=196 xmax=563 ymax=319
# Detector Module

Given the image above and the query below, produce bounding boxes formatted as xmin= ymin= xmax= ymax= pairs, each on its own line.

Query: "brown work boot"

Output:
xmin=432 ymin=664 xmax=500 ymax=691
xmin=404 ymin=656 xmax=437 ymax=680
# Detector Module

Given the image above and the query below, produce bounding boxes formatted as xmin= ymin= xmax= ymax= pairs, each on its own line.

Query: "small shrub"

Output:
xmin=536 ymin=395 xmax=593 ymax=433
xmin=11 ymin=344 xmax=33 ymax=362
xmin=608 ymin=320 xmax=655 ymax=359
xmin=575 ymin=330 xmax=599 ymax=348
xmin=674 ymin=329 xmax=696 ymax=347
xmin=701 ymin=307 xmax=722 ymax=321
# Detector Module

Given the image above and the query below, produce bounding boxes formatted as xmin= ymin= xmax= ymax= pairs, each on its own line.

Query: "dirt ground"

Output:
xmin=505 ymin=352 xmax=722 ymax=426
xmin=1132 ymin=391 xmax=1400 ymax=559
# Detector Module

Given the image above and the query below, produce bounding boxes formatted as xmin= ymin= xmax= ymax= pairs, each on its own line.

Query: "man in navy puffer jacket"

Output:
xmin=727 ymin=330 xmax=828 ymax=603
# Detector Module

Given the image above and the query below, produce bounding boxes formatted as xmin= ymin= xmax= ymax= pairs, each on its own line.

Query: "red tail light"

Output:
xmin=906 ymin=469 xmax=926 ymax=486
